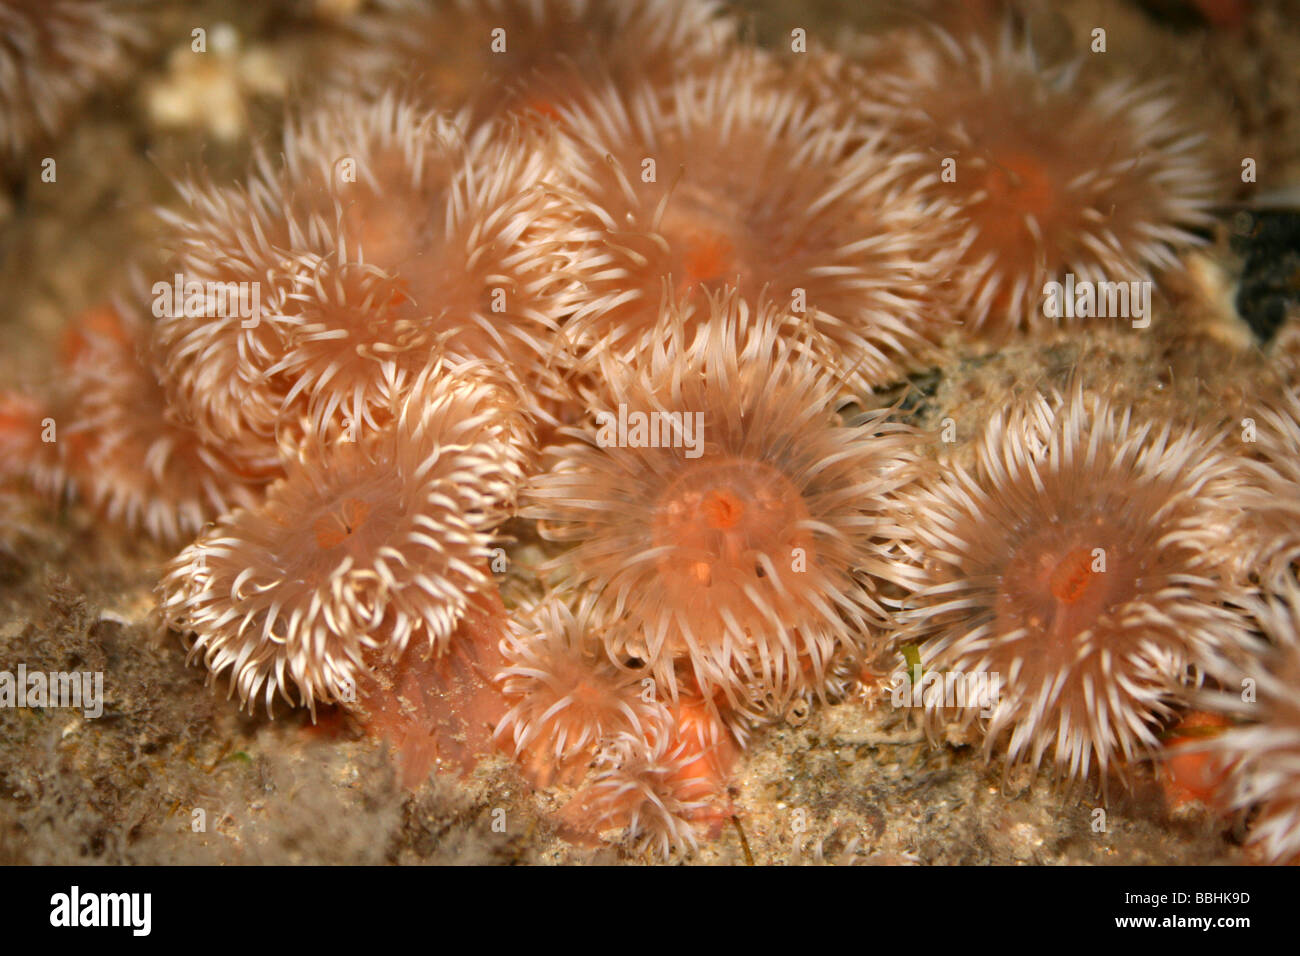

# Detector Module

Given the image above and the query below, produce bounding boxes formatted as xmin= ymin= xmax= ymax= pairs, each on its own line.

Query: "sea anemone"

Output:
xmin=342 ymin=0 xmax=735 ymax=126
xmin=495 ymin=597 xmax=671 ymax=787
xmin=36 ymin=302 xmax=266 ymax=543
xmin=548 ymin=47 xmax=955 ymax=389
xmin=1207 ymin=584 xmax=1300 ymax=863
xmin=158 ymin=361 xmax=531 ymax=714
xmin=856 ymin=27 xmax=1215 ymax=335
xmin=1157 ymin=710 xmax=1234 ymax=811
xmin=660 ymin=692 xmax=739 ymax=813
xmin=1237 ymin=387 xmax=1300 ymax=589
xmin=0 ymin=390 xmax=51 ymax=484
xmin=275 ymin=94 xmax=577 ymax=432
xmin=895 ymin=385 xmax=1250 ymax=786
xmin=149 ymin=149 xmax=325 ymax=466
xmin=357 ymin=587 xmax=515 ymax=785
xmin=556 ymin=688 xmax=738 ymax=858
xmin=557 ymin=732 xmax=713 ymax=859
xmin=152 ymin=91 xmax=573 ymax=460
xmin=0 ymin=0 xmax=146 ymax=160
xmin=526 ymin=292 xmax=919 ymax=723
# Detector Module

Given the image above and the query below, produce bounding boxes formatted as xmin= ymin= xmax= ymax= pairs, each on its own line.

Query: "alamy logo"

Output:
xmin=0 ymin=665 xmax=103 ymax=718
xmin=49 ymin=886 xmax=151 ymax=936
xmin=1041 ymin=273 xmax=1152 ymax=329
xmin=595 ymin=403 xmax=705 ymax=459
xmin=891 ymin=664 xmax=1000 ymax=716
xmin=151 ymin=273 xmax=261 ymax=327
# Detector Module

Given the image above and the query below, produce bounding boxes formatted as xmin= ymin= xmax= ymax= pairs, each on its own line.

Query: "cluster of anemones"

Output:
xmin=139 ymin=82 xmax=572 ymax=734
xmin=8 ymin=0 xmax=1275 ymax=860
xmin=543 ymin=45 xmax=958 ymax=390
xmin=152 ymin=89 xmax=574 ymax=457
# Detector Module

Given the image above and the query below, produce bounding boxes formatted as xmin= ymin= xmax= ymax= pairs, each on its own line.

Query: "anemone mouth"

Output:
xmin=995 ymin=518 xmax=1141 ymax=653
xmin=969 ymin=144 xmax=1061 ymax=254
xmin=310 ymin=496 xmax=374 ymax=551
xmin=656 ymin=191 xmax=748 ymax=303
xmin=279 ymin=468 xmax=406 ymax=571
xmin=600 ymin=135 xmax=776 ymax=290
xmin=337 ymin=178 xmax=452 ymax=291
xmin=652 ymin=456 xmax=813 ymax=598
xmin=955 ymin=106 xmax=1137 ymax=286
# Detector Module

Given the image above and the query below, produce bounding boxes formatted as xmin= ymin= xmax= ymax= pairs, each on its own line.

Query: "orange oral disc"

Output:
xmin=701 ymin=488 xmax=744 ymax=530
xmin=313 ymin=496 xmax=371 ymax=550
xmin=1048 ymin=546 xmax=1096 ymax=604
